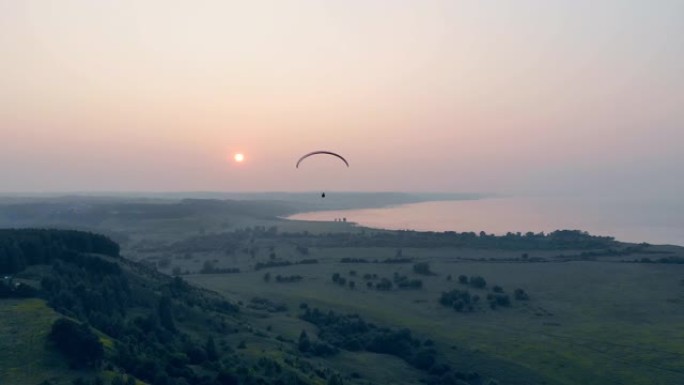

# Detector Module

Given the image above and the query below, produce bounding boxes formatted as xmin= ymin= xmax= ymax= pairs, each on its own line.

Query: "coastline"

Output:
xmin=285 ymin=197 xmax=684 ymax=247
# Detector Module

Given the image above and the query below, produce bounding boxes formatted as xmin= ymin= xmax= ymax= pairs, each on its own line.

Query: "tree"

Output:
xmin=158 ymin=296 xmax=176 ymax=331
xmin=206 ymin=336 xmax=218 ymax=361
xmin=514 ymin=288 xmax=529 ymax=300
xmin=200 ymin=260 xmax=215 ymax=274
xmin=458 ymin=275 xmax=468 ymax=284
xmin=469 ymin=276 xmax=486 ymax=289
xmin=49 ymin=318 xmax=104 ymax=368
xmin=298 ymin=330 xmax=311 ymax=352
xmin=327 ymin=374 xmax=344 ymax=385
xmin=216 ymin=370 xmax=239 ymax=385
xmin=263 ymin=272 xmax=271 ymax=282
xmin=413 ymin=262 xmax=433 ymax=275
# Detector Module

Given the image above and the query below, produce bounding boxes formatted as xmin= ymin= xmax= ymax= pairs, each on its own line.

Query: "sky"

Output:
xmin=1 ymin=0 xmax=682 ymax=196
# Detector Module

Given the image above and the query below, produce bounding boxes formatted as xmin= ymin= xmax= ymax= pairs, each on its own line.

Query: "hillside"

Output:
xmin=0 ymin=229 xmax=508 ymax=385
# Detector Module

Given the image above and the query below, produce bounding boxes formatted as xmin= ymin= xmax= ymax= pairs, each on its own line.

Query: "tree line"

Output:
xmin=0 ymin=229 xmax=119 ymax=274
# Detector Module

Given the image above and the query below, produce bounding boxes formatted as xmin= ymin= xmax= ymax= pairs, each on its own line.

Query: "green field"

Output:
xmin=185 ymin=235 xmax=684 ymax=385
xmin=0 ymin=299 xmax=72 ymax=385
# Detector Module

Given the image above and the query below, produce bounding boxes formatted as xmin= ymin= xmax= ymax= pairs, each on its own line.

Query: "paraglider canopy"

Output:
xmin=296 ymin=151 xmax=349 ymax=168
xmin=296 ymin=151 xmax=348 ymax=199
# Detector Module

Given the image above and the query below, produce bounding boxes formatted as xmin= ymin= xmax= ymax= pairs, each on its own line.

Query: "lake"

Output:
xmin=287 ymin=196 xmax=684 ymax=246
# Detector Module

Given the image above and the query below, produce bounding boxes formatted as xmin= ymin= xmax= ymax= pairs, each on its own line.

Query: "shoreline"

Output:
xmin=284 ymin=198 xmax=684 ymax=247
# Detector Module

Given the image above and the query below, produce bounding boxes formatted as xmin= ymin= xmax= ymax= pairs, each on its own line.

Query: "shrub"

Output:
xmin=469 ymin=276 xmax=486 ymax=289
xmin=514 ymin=288 xmax=529 ymax=300
xmin=49 ymin=318 xmax=104 ymax=368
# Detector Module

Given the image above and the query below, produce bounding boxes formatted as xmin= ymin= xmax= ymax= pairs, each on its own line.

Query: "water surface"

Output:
xmin=288 ymin=196 xmax=684 ymax=246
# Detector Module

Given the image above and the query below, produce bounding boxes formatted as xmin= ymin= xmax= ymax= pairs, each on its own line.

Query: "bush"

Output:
xmin=514 ymin=288 xmax=529 ymax=300
xmin=49 ymin=318 xmax=104 ymax=368
xmin=413 ymin=262 xmax=434 ymax=275
xmin=469 ymin=276 xmax=486 ymax=289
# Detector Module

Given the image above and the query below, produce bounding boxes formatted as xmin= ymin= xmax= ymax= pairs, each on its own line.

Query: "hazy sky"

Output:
xmin=1 ymin=0 xmax=682 ymax=195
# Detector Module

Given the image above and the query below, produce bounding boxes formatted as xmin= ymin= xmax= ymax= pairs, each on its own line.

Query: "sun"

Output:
xmin=233 ymin=153 xmax=245 ymax=163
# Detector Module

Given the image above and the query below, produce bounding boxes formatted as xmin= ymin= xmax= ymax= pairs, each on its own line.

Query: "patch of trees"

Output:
xmin=339 ymin=257 xmax=414 ymax=264
xmin=41 ymin=253 xmax=131 ymax=328
xmin=457 ymin=255 xmax=549 ymax=263
xmin=486 ymin=293 xmax=511 ymax=309
xmin=514 ymin=288 xmax=529 ymax=300
xmin=468 ymin=276 xmax=487 ymax=289
xmin=559 ymin=244 xmax=656 ymax=260
xmin=168 ymin=225 xmax=280 ymax=253
xmin=393 ymin=273 xmax=423 ymax=289
xmin=275 ymin=274 xmax=303 ymax=283
xmin=49 ymin=318 xmax=104 ymax=368
xmin=300 ymin=307 xmax=484 ymax=385
xmin=439 ymin=289 xmax=514 ymax=312
xmin=413 ymin=262 xmax=435 ymax=275
xmin=440 ymin=289 xmax=477 ymax=312
xmin=255 ymin=260 xmax=293 ymax=270
xmin=64 ymin=375 xmax=138 ymax=385
xmin=340 ymin=257 xmax=368 ymax=263
xmin=200 ymin=260 xmax=240 ymax=274
xmin=255 ymin=259 xmax=318 ymax=271
xmin=0 ymin=229 xmax=119 ymax=274
xmin=331 ymin=273 xmax=350 ymax=288
xmin=282 ymin=228 xmax=616 ymax=250
xmin=443 ymin=276 xmax=530 ymax=312
xmin=374 ymin=278 xmax=393 ymax=291
xmin=168 ymin=227 xmax=619 ymax=265
xmin=633 ymin=256 xmax=684 ymax=264
xmin=381 ymin=257 xmax=414 ymax=264
xmin=298 ymin=330 xmax=338 ymax=356
xmin=248 ymin=297 xmax=288 ymax=312
xmin=333 ymin=271 xmax=419 ymax=291
xmin=0 ymin=279 xmax=37 ymax=298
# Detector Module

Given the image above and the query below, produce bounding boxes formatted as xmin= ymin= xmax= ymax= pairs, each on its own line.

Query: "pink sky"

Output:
xmin=1 ymin=1 xmax=682 ymax=196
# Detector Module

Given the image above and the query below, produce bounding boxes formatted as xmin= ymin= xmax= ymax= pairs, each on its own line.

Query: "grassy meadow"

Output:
xmin=177 ymin=221 xmax=684 ymax=385
xmin=0 ymin=299 xmax=71 ymax=384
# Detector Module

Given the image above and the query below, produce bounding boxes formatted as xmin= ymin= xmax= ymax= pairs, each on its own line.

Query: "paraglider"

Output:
xmin=296 ymin=151 xmax=349 ymax=168
xmin=296 ymin=151 xmax=349 ymax=198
